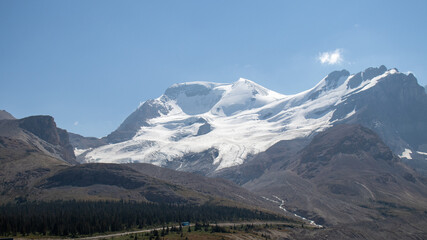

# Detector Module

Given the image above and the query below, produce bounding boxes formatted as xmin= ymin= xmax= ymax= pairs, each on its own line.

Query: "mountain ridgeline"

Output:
xmin=76 ymin=66 xmax=427 ymax=177
xmin=1 ymin=65 xmax=427 ymax=239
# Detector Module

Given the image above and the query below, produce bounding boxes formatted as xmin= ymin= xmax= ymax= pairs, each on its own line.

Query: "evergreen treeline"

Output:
xmin=0 ymin=200 xmax=283 ymax=237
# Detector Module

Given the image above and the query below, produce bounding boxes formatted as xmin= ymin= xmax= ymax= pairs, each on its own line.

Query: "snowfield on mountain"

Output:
xmin=80 ymin=66 xmax=427 ymax=172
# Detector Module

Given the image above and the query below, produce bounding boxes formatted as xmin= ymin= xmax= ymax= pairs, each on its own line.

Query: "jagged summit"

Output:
xmin=311 ymin=65 xmax=388 ymax=94
xmin=323 ymin=69 xmax=350 ymax=89
xmin=83 ymin=66 xmax=427 ymax=174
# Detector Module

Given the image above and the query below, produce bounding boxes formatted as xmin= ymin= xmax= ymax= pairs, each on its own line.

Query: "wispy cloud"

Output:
xmin=74 ymin=121 xmax=79 ymax=126
xmin=318 ymin=49 xmax=343 ymax=65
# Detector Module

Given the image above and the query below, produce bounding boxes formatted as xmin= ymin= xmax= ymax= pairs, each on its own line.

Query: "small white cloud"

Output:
xmin=318 ymin=49 xmax=343 ymax=65
xmin=74 ymin=121 xmax=79 ymax=126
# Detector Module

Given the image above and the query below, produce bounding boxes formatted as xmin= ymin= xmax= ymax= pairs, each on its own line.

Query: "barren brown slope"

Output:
xmin=35 ymin=163 xmax=213 ymax=204
xmin=127 ymin=163 xmax=279 ymax=211
xmin=0 ymin=136 xmax=70 ymax=203
xmin=243 ymin=124 xmax=427 ymax=239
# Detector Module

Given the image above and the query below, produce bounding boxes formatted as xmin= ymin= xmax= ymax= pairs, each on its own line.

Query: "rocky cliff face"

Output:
xmin=104 ymin=100 xmax=169 ymax=143
xmin=0 ymin=115 xmax=77 ymax=164
xmin=18 ymin=116 xmax=62 ymax=146
xmin=333 ymin=70 xmax=427 ymax=153
xmin=18 ymin=116 xmax=76 ymax=164
xmin=57 ymin=128 xmax=77 ymax=165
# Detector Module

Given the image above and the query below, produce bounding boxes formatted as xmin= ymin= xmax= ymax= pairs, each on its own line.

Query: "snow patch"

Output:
xmin=399 ymin=148 xmax=413 ymax=159
xmin=343 ymin=108 xmax=356 ymax=119
xmin=74 ymin=148 xmax=92 ymax=157
xmin=417 ymin=151 xmax=427 ymax=156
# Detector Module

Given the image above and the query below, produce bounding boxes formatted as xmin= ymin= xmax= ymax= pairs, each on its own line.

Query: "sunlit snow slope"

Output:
xmin=82 ymin=66 xmax=414 ymax=171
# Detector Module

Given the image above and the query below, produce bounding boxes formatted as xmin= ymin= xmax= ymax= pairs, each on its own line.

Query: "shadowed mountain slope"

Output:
xmin=68 ymin=132 xmax=107 ymax=150
xmin=242 ymin=124 xmax=427 ymax=239
xmin=0 ymin=136 xmax=70 ymax=203
xmin=127 ymin=163 xmax=275 ymax=210
xmin=0 ymin=115 xmax=76 ymax=164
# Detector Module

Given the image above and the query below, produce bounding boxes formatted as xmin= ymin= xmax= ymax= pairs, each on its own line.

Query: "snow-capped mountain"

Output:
xmin=79 ymin=66 xmax=427 ymax=174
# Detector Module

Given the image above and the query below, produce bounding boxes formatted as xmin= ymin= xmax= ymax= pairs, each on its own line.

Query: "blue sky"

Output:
xmin=1 ymin=0 xmax=426 ymax=137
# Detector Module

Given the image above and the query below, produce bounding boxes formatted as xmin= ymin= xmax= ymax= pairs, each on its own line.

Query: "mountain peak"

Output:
xmin=237 ymin=77 xmax=251 ymax=82
xmin=160 ymin=78 xmax=285 ymax=116
xmin=346 ymin=65 xmax=391 ymax=89
xmin=210 ymin=78 xmax=284 ymax=116
xmin=231 ymin=78 xmax=273 ymax=96
xmin=164 ymin=81 xmax=224 ymax=99
xmin=162 ymin=81 xmax=226 ymax=115
xmin=325 ymin=69 xmax=350 ymax=82
xmin=0 ymin=110 xmax=15 ymax=120
xmin=18 ymin=115 xmax=59 ymax=144
xmin=235 ymin=77 xmax=256 ymax=85
xmin=323 ymin=69 xmax=350 ymax=90
xmin=361 ymin=65 xmax=388 ymax=80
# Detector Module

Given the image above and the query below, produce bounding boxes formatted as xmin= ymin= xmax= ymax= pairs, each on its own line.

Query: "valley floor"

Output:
xmin=11 ymin=221 xmax=314 ymax=240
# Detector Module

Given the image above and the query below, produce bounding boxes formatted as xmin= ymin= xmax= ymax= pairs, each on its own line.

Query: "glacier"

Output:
xmin=82 ymin=67 xmax=405 ymax=171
